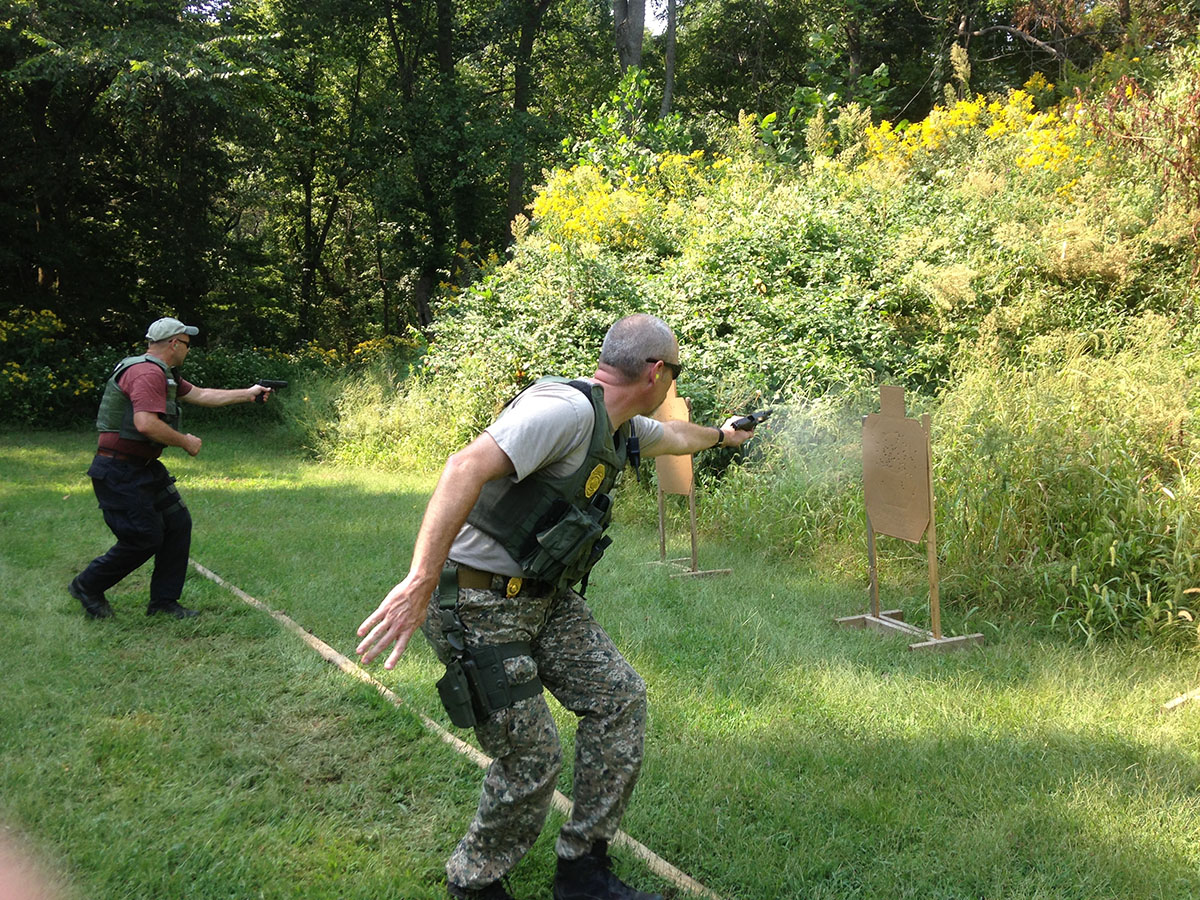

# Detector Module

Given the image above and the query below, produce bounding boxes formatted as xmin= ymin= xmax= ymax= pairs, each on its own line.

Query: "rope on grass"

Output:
xmin=190 ymin=558 xmax=725 ymax=900
xmin=1161 ymin=686 xmax=1200 ymax=714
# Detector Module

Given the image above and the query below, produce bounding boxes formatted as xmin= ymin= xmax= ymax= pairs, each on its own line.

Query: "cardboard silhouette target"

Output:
xmin=649 ymin=382 xmax=731 ymax=578
xmin=837 ymin=385 xmax=983 ymax=651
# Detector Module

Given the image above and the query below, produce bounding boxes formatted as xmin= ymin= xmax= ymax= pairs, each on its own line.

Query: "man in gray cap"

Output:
xmin=69 ymin=317 xmax=275 ymax=619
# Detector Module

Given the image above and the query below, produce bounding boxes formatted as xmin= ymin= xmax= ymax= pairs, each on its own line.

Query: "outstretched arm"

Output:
xmin=355 ymin=433 xmax=516 ymax=669
xmin=181 ymin=384 xmax=270 ymax=407
xmin=643 ymin=417 xmax=755 ymax=458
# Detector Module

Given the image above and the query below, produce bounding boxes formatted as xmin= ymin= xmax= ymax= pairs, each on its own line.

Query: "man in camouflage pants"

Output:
xmin=356 ymin=314 xmax=755 ymax=900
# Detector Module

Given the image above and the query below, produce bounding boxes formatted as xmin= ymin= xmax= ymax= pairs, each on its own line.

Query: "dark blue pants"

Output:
xmin=76 ymin=455 xmax=192 ymax=606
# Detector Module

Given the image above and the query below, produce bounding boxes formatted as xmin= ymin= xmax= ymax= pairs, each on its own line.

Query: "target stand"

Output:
xmin=836 ymin=385 xmax=983 ymax=652
xmin=648 ymin=383 xmax=731 ymax=578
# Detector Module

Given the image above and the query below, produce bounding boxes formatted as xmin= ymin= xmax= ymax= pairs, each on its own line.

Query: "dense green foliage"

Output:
xmin=1 ymin=0 xmax=617 ymax=347
xmin=7 ymin=0 xmax=1195 ymax=349
xmin=304 ymin=43 xmax=1200 ymax=644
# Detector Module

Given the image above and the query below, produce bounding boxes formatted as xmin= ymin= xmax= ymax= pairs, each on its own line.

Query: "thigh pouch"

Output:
xmin=435 ymin=566 xmax=544 ymax=729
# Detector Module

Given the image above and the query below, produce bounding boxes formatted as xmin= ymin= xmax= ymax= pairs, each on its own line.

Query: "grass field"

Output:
xmin=2 ymin=428 xmax=1199 ymax=899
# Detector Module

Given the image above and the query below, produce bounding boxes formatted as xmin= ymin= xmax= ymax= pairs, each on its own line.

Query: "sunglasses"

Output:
xmin=647 ymin=358 xmax=682 ymax=380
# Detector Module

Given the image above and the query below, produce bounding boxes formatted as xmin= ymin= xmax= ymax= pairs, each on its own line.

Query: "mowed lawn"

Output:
xmin=2 ymin=427 xmax=1199 ymax=900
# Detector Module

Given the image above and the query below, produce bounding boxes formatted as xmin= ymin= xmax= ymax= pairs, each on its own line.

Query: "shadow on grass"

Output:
xmin=631 ymin=673 xmax=1200 ymax=897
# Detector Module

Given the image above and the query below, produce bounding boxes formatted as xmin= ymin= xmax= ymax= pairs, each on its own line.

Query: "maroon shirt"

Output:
xmin=97 ymin=361 xmax=194 ymax=459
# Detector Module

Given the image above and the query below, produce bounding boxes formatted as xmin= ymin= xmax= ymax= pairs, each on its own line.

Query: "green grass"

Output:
xmin=2 ymin=428 xmax=1199 ymax=899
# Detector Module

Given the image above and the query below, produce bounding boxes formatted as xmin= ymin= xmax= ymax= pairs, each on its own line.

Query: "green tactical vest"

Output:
xmin=465 ymin=378 xmax=632 ymax=591
xmin=95 ymin=354 xmax=180 ymax=445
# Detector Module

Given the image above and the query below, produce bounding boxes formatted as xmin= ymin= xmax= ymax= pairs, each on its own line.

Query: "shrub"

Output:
xmin=0 ymin=306 xmax=342 ymax=430
xmin=0 ymin=309 xmax=113 ymax=426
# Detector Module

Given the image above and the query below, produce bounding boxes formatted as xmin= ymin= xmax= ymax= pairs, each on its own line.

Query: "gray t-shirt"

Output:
xmin=450 ymin=380 xmax=664 ymax=575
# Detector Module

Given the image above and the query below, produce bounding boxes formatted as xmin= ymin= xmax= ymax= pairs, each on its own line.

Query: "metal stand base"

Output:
xmin=646 ymin=558 xmax=732 ymax=578
xmin=836 ymin=609 xmax=984 ymax=652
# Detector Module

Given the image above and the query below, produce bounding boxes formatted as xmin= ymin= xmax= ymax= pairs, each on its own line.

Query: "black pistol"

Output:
xmin=730 ymin=409 xmax=771 ymax=431
xmin=255 ymin=379 xmax=288 ymax=402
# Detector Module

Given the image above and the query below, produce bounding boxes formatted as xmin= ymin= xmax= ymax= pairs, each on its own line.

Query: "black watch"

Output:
xmin=713 ymin=427 xmax=725 ymax=448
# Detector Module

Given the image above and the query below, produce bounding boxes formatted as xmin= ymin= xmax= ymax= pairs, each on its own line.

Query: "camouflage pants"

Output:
xmin=421 ymin=580 xmax=647 ymax=889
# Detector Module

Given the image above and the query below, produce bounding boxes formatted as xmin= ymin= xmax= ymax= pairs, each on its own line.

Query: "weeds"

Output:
xmin=936 ymin=316 xmax=1200 ymax=642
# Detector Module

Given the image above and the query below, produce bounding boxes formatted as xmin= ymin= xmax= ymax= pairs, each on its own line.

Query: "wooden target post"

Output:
xmin=649 ymin=382 xmax=731 ymax=578
xmin=836 ymin=385 xmax=983 ymax=651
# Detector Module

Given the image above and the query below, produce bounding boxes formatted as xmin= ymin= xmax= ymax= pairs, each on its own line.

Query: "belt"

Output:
xmin=96 ymin=448 xmax=154 ymax=465
xmin=455 ymin=564 xmax=549 ymax=598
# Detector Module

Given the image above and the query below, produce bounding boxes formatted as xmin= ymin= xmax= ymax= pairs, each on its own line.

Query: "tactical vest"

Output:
xmin=465 ymin=378 xmax=631 ymax=592
xmin=95 ymin=354 xmax=180 ymax=445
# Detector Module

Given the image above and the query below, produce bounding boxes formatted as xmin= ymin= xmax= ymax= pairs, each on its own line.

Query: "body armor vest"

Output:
xmin=95 ymin=354 xmax=180 ymax=445
xmin=465 ymin=378 xmax=631 ymax=591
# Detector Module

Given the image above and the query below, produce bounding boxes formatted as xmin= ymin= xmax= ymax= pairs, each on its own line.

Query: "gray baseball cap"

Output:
xmin=146 ymin=317 xmax=199 ymax=342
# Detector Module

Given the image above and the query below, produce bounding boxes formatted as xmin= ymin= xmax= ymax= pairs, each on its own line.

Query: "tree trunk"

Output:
xmin=26 ymin=79 xmax=61 ymax=296
xmin=373 ymin=201 xmax=392 ymax=336
xmin=614 ymin=0 xmax=645 ymax=71
xmin=298 ymin=145 xmax=317 ymax=336
xmin=844 ymin=21 xmax=863 ymax=89
xmin=384 ymin=0 xmax=459 ymax=330
xmin=507 ymin=0 xmax=554 ymax=236
xmin=660 ymin=0 xmax=677 ymax=116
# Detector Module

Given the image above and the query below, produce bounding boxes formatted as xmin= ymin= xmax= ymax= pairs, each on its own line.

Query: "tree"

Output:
xmin=505 ymin=0 xmax=556 ymax=231
xmin=659 ymin=0 xmax=678 ymax=115
xmin=614 ymin=0 xmax=646 ymax=70
xmin=670 ymin=0 xmax=817 ymax=120
xmin=0 ymin=0 xmax=261 ymax=338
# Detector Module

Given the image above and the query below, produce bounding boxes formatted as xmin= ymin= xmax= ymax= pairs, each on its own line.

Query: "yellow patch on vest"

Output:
xmin=506 ymin=577 xmax=523 ymax=598
xmin=584 ymin=463 xmax=606 ymax=498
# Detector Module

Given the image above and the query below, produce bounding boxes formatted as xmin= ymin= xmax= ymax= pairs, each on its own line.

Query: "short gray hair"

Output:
xmin=599 ymin=314 xmax=677 ymax=380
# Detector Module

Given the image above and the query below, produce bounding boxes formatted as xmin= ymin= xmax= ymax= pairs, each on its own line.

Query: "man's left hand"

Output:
xmin=355 ymin=573 xmax=434 ymax=669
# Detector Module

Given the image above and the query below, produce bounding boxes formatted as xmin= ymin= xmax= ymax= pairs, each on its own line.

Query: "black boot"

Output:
xmin=553 ymin=842 xmax=662 ymax=900
xmin=69 ymin=577 xmax=114 ymax=619
xmin=146 ymin=599 xmax=199 ymax=619
xmin=448 ymin=879 xmax=515 ymax=899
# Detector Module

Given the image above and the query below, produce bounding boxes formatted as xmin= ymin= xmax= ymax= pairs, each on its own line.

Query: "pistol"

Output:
xmin=255 ymin=379 xmax=288 ymax=403
xmin=731 ymin=409 xmax=771 ymax=431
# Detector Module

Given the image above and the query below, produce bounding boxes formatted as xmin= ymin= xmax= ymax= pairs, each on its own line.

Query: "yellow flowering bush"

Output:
xmin=864 ymin=86 xmax=1094 ymax=184
xmin=350 ymin=333 xmax=424 ymax=372
xmin=864 ymin=94 xmax=989 ymax=162
xmin=532 ymin=165 xmax=661 ymax=253
xmin=0 ymin=308 xmax=67 ymax=358
xmin=531 ymin=151 xmax=731 ymax=257
xmin=0 ymin=308 xmax=107 ymax=423
xmin=641 ymin=150 xmax=727 ymax=200
xmin=1 ymin=361 xmax=30 ymax=385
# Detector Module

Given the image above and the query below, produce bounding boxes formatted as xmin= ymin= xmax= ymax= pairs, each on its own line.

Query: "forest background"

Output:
xmin=4 ymin=0 xmax=1200 ymax=645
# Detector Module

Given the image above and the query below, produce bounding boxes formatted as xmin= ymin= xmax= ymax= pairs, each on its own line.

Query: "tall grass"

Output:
xmin=935 ymin=316 xmax=1200 ymax=642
